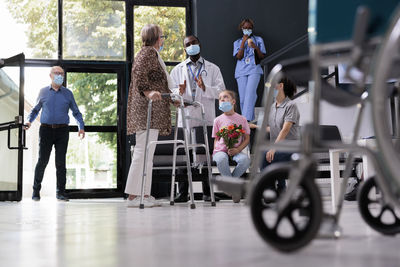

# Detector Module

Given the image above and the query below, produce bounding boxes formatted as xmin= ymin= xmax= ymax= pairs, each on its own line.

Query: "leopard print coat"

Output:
xmin=127 ymin=46 xmax=172 ymax=136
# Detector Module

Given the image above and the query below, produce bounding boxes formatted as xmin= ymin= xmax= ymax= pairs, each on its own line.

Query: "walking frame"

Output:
xmin=138 ymin=93 xmax=215 ymax=209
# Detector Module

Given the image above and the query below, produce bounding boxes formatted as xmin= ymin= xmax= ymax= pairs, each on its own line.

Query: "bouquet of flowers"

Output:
xmin=216 ymin=124 xmax=246 ymax=150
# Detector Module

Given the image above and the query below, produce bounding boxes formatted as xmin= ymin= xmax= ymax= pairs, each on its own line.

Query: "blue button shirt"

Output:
xmin=233 ymin=35 xmax=266 ymax=79
xmin=27 ymin=85 xmax=85 ymax=130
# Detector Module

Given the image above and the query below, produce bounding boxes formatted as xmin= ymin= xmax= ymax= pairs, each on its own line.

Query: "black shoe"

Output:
xmin=56 ymin=194 xmax=69 ymax=201
xmin=32 ymin=191 xmax=40 ymax=201
xmin=344 ymin=179 xmax=360 ymax=201
xmin=174 ymin=193 xmax=188 ymax=203
xmin=203 ymin=195 xmax=220 ymax=202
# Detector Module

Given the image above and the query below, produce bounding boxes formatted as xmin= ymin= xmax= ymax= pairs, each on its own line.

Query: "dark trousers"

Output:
xmin=178 ymin=180 xmax=211 ymax=196
xmin=261 ymin=151 xmax=292 ymax=189
xmin=33 ymin=126 xmax=69 ymax=194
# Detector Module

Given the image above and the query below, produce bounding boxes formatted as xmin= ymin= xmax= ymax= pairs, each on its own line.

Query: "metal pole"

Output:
xmin=170 ymin=108 xmax=180 ymax=205
xmin=334 ymin=96 xmax=366 ymax=220
xmin=180 ymin=103 xmax=196 ymax=209
xmin=199 ymin=102 xmax=216 ymax=206
xmin=139 ymin=99 xmax=153 ymax=209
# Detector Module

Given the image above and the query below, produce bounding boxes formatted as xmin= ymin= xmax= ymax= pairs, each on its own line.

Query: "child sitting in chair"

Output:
xmin=212 ymin=90 xmax=251 ymax=202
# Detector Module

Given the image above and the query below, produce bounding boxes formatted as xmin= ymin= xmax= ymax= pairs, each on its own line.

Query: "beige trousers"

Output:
xmin=125 ymin=129 xmax=159 ymax=196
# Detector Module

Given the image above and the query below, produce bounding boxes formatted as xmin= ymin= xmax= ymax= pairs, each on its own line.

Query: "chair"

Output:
xmin=315 ymin=125 xmax=362 ymax=212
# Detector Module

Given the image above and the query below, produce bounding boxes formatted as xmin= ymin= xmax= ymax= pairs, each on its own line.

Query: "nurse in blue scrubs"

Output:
xmin=233 ymin=18 xmax=266 ymax=121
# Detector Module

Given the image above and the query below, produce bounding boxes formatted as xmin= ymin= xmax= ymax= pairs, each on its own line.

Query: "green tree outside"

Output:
xmin=6 ymin=0 xmax=186 ymax=187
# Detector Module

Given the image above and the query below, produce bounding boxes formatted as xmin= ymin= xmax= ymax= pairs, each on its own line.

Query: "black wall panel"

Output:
xmin=192 ymin=0 xmax=309 ymax=108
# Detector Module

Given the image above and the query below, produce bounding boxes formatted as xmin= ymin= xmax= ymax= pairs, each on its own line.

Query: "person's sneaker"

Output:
xmin=232 ymin=194 xmax=241 ymax=203
xmin=344 ymin=178 xmax=361 ymax=201
xmin=127 ymin=197 xmax=154 ymax=208
xmin=127 ymin=197 xmax=140 ymax=207
xmin=56 ymin=194 xmax=69 ymax=201
xmin=146 ymin=196 xmax=161 ymax=207
xmin=32 ymin=191 xmax=40 ymax=201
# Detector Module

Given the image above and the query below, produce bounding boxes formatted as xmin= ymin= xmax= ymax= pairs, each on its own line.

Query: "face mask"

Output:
xmin=242 ymin=29 xmax=252 ymax=36
xmin=53 ymin=75 xmax=64 ymax=86
xmin=219 ymin=101 xmax=233 ymax=113
xmin=159 ymin=45 xmax=164 ymax=52
xmin=273 ymin=89 xmax=279 ymax=98
xmin=185 ymin=44 xmax=200 ymax=56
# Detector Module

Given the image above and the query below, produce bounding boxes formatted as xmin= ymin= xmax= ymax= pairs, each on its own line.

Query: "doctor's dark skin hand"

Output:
xmin=180 ymin=36 xmax=206 ymax=93
xmin=236 ymin=21 xmax=265 ymax=61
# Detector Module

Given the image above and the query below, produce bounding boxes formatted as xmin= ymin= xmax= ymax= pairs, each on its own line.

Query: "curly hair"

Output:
xmin=238 ymin=18 xmax=254 ymax=31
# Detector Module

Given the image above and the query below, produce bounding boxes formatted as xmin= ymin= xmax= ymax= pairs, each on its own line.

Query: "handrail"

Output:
xmin=292 ymin=88 xmax=309 ymax=100
xmin=291 ymin=71 xmax=337 ymax=100
xmin=261 ymin=34 xmax=308 ymax=66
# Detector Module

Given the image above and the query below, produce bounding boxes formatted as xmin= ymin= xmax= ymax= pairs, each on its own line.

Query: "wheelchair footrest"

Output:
xmin=212 ymin=175 xmax=247 ymax=198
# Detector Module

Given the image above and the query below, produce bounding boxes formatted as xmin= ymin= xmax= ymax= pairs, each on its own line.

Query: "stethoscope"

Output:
xmin=188 ymin=62 xmax=208 ymax=79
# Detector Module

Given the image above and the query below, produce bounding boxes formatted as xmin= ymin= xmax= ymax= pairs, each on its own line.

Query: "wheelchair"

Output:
xmin=214 ymin=0 xmax=400 ymax=252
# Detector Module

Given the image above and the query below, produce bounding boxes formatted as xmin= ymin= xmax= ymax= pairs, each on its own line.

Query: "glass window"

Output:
xmin=134 ymin=6 xmax=186 ymax=62
xmin=67 ymin=73 xmax=118 ymax=126
xmin=66 ymin=132 xmax=117 ymax=189
xmin=0 ymin=0 xmax=58 ymax=59
xmin=24 ymin=67 xmax=53 ymax=107
xmin=63 ymin=0 xmax=126 ymax=60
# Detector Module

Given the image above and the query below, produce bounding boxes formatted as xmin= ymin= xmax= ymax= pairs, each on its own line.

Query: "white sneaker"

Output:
xmin=143 ymin=197 xmax=155 ymax=207
xmin=146 ymin=196 xmax=162 ymax=207
xmin=126 ymin=197 xmax=140 ymax=207
xmin=127 ymin=197 xmax=154 ymax=208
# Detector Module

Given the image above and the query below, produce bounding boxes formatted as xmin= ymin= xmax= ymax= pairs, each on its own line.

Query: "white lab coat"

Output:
xmin=170 ymin=57 xmax=226 ymax=128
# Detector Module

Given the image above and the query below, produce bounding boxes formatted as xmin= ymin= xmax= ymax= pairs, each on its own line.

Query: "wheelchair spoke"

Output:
xmin=288 ymin=214 xmax=300 ymax=234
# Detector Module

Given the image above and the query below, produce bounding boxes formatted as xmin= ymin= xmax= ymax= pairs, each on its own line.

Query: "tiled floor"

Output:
xmin=0 ymin=198 xmax=399 ymax=267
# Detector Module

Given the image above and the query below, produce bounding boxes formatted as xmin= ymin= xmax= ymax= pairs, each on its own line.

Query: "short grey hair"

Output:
xmin=141 ymin=24 xmax=162 ymax=46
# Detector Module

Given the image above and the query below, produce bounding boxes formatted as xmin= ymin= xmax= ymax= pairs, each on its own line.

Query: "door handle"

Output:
xmin=7 ymin=124 xmax=27 ymax=150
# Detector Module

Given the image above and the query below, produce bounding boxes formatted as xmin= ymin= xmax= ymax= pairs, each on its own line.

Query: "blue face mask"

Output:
xmin=53 ymin=75 xmax=64 ymax=86
xmin=242 ymin=29 xmax=252 ymax=36
xmin=219 ymin=101 xmax=233 ymax=113
xmin=273 ymin=89 xmax=278 ymax=98
xmin=185 ymin=44 xmax=200 ymax=56
xmin=159 ymin=45 xmax=164 ymax=52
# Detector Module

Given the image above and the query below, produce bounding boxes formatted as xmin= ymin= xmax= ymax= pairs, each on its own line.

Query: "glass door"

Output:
xmin=0 ymin=53 xmax=26 ymax=201
xmin=63 ymin=65 xmax=125 ymax=198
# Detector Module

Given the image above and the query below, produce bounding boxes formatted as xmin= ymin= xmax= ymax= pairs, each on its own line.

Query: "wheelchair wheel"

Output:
xmin=249 ymin=163 xmax=322 ymax=252
xmin=371 ymin=6 xmax=400 ymax=198
xmin=357 ymin=177 xmax=400 ymax=235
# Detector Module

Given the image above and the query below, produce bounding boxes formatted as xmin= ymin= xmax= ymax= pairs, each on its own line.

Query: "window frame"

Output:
xmin=3 ymin=0 xmax=192 ymax=199
xmin=63 ymin=64 xmax=125 ymax=198
xmin=127 ymin=0 xmax=192 ymax=66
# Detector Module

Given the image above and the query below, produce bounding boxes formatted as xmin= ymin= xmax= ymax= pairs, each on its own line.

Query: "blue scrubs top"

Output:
xmin=233 ymin=35 xmax=266 ymax=79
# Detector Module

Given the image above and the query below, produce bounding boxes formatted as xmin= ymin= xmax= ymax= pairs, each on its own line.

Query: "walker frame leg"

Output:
xmin=180 ymin=106 xmax=196 ymax=209
xmin=170 ymin=109 xmax=180 ymax=206
xmin=139 ymin=100 xmax=153 ymax=209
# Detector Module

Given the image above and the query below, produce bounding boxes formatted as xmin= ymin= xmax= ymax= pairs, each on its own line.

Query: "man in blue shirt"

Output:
xmin=26 ymin=66 xmax=85 ymax=201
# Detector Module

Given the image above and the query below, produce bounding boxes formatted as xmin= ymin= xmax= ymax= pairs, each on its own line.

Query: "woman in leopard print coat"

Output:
xmin=125 ymin=24 xmax=174 ymax=207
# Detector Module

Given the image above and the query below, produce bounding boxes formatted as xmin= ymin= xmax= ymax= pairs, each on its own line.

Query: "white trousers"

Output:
xmin=125 ymin=129 xmax=159 ymax=196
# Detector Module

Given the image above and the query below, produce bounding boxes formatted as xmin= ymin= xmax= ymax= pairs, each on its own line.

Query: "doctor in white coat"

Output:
xmin=170 ymin=35 xmax=226 ymax=202
xmin=170 ymin=35 xmax=226 ymax=128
